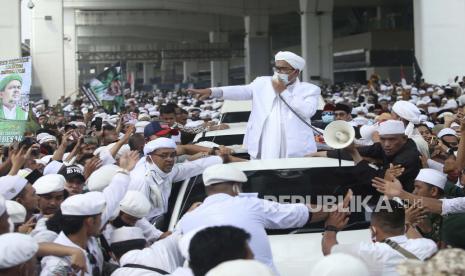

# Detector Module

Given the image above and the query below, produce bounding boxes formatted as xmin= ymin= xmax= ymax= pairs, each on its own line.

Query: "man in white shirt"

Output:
xmin=187 ymin=51 xmax=321 ymax=159
xmin=176 ymin=164 xmax=329 ymax=274
xmin=322 ymin=199 xmax=437 ymax=276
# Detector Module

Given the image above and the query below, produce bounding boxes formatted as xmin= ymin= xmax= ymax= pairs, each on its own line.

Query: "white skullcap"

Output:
xmin=87 ymin=164 xmax=119 ymax=192
xmin=110 ymin=226 xmax=145 ymax=244
xmin=135 ymin=121 xmax=151 ymax=134
xmin=203 ymin=164 xmax=247 ymax=187
xmin=36 ymin=132 xmax=49 ymax=141
xmin=61 ymin=191 xmax=106 ymax=216
xmin=0 ymin=175 xmax=28 ymax=200
xmin=415 ymin=168 xmax=447 ymax=190
xmin=392 ymin=101 xmax=421 ymax=124
xmin=0 ymin=194 xmax=5 ymax=216
xmin=427 ymin=87 xmax=434 ymax=92
xmin=0 ymin=233 xmax=39 ymax=269
xmin=33 ymin=174 xmax=66 ymax=195
xmin=5 ymin=200 xmax=26 ymax=224
xmin=275 ymin=51 xmax=305 ymax=71
xmin=206 ymin=260 xmax=274 ymax=276
xmin=143 ymin=137 xmax=177 ymax=156
xmin=425 ymin=121 xmax=435 ymax=129
xmin=438 ymin=128 xmax=457 ymax=138
xmin=138 ymin=114 xmax=151 ymax=121
xmin=31 ymin=229 xmax=58 ymax=243
xmin=43 ymin=160 xmax=64 ymax=175
xmin=310 ymin=253 xmax=369 ymax=276
xmin=359 ymin=124 xmax=377 ymax=141
xmin=378 ymin=120 xmax=406 ymax=136
xmin=39 ymin=134 xmax=57 ymax=145
xmin=119 ymin=191 xmax=151 ymax=219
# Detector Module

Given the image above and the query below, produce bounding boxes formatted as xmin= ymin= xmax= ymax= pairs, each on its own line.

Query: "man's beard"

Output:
xmin=111 ymin=216 xmax=132 ymax=228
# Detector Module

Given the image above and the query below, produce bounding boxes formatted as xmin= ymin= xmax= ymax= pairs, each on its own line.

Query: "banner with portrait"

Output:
xmin=0 ymin=57 xmax=31 ymax=145
xmin=81 ymin=62 xmax=123 ymax=113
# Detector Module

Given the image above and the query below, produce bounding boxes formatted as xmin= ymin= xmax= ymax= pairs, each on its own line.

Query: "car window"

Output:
xmin=176 ymin=166 xmax=370 ymax=234
xmin=196 ymin=134 xmax=244 ymax=146
xmin=221 ymin=111 xmax=251 ymax=123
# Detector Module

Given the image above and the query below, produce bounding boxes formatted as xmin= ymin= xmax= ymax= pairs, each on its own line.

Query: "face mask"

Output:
xmin=273 ymin=72 xmax=290 ymax=85
xmin=322 ymin=114 xmax=335 ymax=123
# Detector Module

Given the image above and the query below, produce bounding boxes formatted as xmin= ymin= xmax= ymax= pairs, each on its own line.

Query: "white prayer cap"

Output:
xmin=43 ymin=160 xmax=65 ymax=175
xmin=310 ymin=253 xmax=369 ymax=276
xmin=0 ymin=233 xmax=39 ymax=269
xmin=0 ymin=175 xmax=28 ymax=200
xmin=0 ymin=194 xmax=5 ymax=216
xmin=119 ymin=191 xmax=151 ymax=219
xmin=31 ymin=229 xmax=58 ymax=243
xmin=143 ymin=137 xmax=176 ymax=156
xmin=87 ymin=164 xmax=119 ymax=192
xmin=428 ymin=106 xmax=439 ymax=114
xmin=135 ymin=121 xmax=151 ymax=134
xmin=203 ymin=164 xmax=247 ymax=187
xmin=438 ymin=128 xmax=457 ymax=138
xmin=415 ymin=168 xmax=447 ymax=190
xmin=419 ymin=89 xmax=426 ymax=95
xmin=416 ymin=100 xmax=427 ymax=107
xmin=110 ymin=226 xmax=145 ymax=244
xmin=5 ymin=200 xmax=26 ymax=224
xmin=138 ymin=113 xmax=151 ymax=121
xmin=61 ymin=191 xmax=106 ymax=216
xmin=443 ymin=99 xmax=458 ymax=110
xmin=411 ymin=87 xmax=418 ymax=95
xmin=206 ymin=260 xmax=274 ymax=276
xmin=392 ymin=101 xmax=421 ymax=124
xmin=274 ymin=51 xmax=305 ymax=71
xmin=33 ymin=174 xmax=65 ymax=195
xmin=425 ymin=121 xmax=435 ymax=129
xmin=427 ymin=87 xmax=434 ymax=92
xmin=39 ymin=134 xmax=57 ymax=145
xmin=378 ymin=120 xmax=406 ymax=136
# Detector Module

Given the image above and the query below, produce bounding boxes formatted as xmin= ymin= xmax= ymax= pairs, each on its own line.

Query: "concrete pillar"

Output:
xmin=300 ymin=0 xmax=334 ymax=84
xmin=31 ymin=0 xmax=64 ymax=104
xmin=161 ymin=59 xmax=174 ymax=84
xmin=0 ymin=0 xmax=21 ymax=60
xmin=183 ymin=61 xmax=198 ymax=83
xmin=63 ymin=8 xmax=78 ymax=97
xmin=414 ymin=0 xmax=465 ymax=84
xmin=244 ymin=15 xmax=270 ymax=84
xmin=209 ymin=31 xmax=229 ymax=87
xmin=143 ymin=62 xmax=154 ymax=85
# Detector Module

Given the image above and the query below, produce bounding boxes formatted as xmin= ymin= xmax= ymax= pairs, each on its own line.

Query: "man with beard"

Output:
xmin=0 ymin=74 xmax=27 ymax=120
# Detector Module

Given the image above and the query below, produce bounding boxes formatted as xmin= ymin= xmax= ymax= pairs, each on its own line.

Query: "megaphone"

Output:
xmin=323 ymin=120 xmax=355 ymax=149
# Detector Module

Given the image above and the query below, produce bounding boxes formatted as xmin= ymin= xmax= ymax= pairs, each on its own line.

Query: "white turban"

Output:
xmin=438 ymin=128 xmax=457 ymax=138
xmin=392 ymin=101 xmax=421 ymax=137
xmin=39 ymin=134 xmax=57 ymax=145
xmin=310 ymin=253 xmax=369 ymax=276
xmin=415 ymin=168 xmax=447 ymax=190
xmin=378 ymin=120 xmax=405 ymax=136
xmin=0 ymin=233 xmax=39 ymax=269
xmin=206 ymin=260 xmax=274 ymax=276
xmin=275 ymin=51 xmax=305 ymax=71
xmin=143 ymin=137 xmax=177 ymax=156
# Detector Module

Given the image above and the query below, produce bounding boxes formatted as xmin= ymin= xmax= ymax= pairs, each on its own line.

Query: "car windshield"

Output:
xmin=196 ymin=134 xmax=244 ymax=146
xmin=176 ymin=166 xmax=370 ymax=235
xmin=221 ymin=111 xmax=251 ymax=123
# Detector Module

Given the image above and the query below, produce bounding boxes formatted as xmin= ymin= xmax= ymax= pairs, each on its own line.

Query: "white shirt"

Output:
xmin=211 ymin=76 xmax=320 ymax=159
xmin=129 ymin=156 xmax=223 ymax=221
xmin=176 ymin=193 xmax=309 ymax=273
xmin=2 ymin=104 xmax=17 ymax=120
xmin=441 ymin=197 xmax=465 ymax=215
xmin=40 ymin=173 xmax=130 ymax=275
xmin=111 ymin=233 xmax=184 ymax=276
xmin=332 ymin=235 xmax=437 ymax=276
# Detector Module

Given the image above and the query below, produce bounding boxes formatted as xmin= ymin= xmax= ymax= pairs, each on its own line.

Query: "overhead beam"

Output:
xmin=76 ymin=10 xmax=243 ymax=32
xmin=64 ymin=0 xmax=298 ymax=16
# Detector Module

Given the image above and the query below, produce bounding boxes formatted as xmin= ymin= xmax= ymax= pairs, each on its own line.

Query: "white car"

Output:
xmin=167 ymin=157 xmax=371 ymax=275
xmin=193 ymin=122 xmax=247 ymax=154
xmin=220 ymin=100 xmax=252 ymax=123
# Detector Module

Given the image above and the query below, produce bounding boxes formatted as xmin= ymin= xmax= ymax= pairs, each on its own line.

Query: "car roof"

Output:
xmin=228 ymin=157 xmax=354 ymax=171
xmin=220 ymin=100 xmax=252 ymax=113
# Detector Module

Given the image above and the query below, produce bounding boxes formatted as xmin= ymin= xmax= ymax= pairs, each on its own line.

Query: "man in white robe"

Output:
xmin=187 ymin=51 xmax=321 ymax=159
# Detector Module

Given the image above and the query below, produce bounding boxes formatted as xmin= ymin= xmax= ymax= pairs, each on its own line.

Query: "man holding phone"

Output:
xmin=187 ymin=51 xmax=321 ymax=159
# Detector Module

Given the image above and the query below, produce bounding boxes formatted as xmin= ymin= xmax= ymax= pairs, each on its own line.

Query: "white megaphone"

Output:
xmin=323 ymin=120 xmax=355 ymax=149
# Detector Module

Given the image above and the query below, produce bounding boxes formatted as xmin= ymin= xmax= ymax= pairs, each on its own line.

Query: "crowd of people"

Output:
xmin=1 ymin=50 xmax=465 ymax=276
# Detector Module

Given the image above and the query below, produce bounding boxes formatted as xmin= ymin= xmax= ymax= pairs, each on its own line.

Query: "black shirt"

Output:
xmin=328 ymin=139 xmax=421 ymax=192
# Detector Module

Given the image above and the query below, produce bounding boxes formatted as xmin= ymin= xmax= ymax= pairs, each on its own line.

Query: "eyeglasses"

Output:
xmin=151 ymin=152 xmax=177 ymax=160
xmin=273 ymin=66 xmax=295 ymax=74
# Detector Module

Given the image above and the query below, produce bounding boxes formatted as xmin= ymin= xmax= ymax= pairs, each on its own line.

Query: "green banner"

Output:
xmin=0 ymin=119 xmax=26 ymax=145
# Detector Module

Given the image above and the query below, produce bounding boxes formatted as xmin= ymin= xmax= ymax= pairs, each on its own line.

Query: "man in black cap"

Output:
xmin=59 ymin=165 xmax=86 ymax=196
xmin=334 ymin=103 xmax=352 ymax=122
